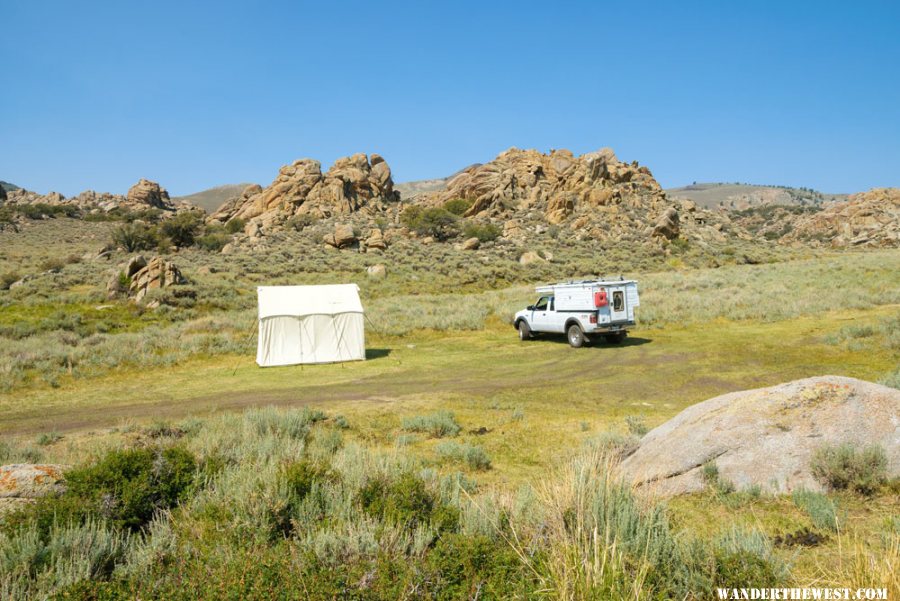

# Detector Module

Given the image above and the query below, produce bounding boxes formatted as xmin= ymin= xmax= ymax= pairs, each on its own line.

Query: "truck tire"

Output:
xmin=518 ymin=320 xmax=531 ymax=341
xmin=567 ymin=323 xmax=585 ymax=348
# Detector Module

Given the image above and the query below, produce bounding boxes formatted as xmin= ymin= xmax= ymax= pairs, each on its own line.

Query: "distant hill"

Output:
xmin=1 ymin=181 xmax=21 ymax=192
xmin=666 ymin=182 xmax=847 ymax=210
xmin=173 ymin=183 xmax=253 ymax=213
xmin=394 ymin=164 xmax=482 ymax=200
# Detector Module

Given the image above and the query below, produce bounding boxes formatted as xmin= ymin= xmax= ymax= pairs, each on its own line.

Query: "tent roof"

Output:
xmin=257 ymin=284 xmax=363 ymax=319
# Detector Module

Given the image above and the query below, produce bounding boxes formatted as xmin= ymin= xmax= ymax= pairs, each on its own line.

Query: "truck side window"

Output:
xmin=534 ymin=297 xmax=549 ymax=311
xmin=549 ymin=297 xmax=554 ymax=311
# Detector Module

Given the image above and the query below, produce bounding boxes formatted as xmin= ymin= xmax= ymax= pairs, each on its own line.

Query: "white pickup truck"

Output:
xmin=513 ymin=279 xmax=639 ymax=347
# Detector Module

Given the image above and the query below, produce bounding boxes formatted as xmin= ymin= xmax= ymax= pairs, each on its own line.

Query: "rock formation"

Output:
xmin=2 ymin=178 xmax=180 ymax=215
xmin=420 ymin=147 xmax=734 ymax=245
xmin=620 ymin=376 xmax=900 ymax=495
xmin=211 ymin=153 xmax=400 ymax=232
xmin=784 ymin=188 xmax=900 ymax=247
xmin=126 ymin=178 xmax=174 ymax=210
xmin=129 ymin=256 xmax=186 ymax=302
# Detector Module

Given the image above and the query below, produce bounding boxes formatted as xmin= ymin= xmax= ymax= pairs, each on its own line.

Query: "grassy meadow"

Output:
xmin=1 ymin=217 xmax=899 ymax=598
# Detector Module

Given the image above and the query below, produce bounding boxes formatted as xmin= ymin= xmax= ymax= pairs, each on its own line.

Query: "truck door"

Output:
xmin=609 ymin=287 xmax=628 ymax=323
xmin=531 ymin=296 xmax=554 ymax=332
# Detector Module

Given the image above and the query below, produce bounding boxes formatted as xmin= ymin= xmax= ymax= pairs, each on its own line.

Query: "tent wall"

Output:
xmin=257 ymin=312 xmax=365 ymax=366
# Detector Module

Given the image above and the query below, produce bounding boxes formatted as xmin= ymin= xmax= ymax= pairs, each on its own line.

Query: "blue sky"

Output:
xmin=2 ymin=0 xmax=898 ymax=196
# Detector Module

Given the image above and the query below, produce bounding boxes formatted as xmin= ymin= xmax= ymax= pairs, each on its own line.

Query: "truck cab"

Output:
xmin=514 ymin=279 xmax=639 ymax=347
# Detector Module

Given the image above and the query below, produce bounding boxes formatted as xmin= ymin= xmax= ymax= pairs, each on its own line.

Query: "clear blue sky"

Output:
xmin=2 ymin=0 xmax=898 ymax=196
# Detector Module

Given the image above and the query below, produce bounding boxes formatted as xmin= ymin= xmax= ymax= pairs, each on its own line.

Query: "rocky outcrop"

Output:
xmin=419 ymin=147 xmax=735 ymax=245
xmin=2 ymin=178 xmax=180 ymax=215
xmin=784 ymin=188 xmax=900 ymax=247
xmin=620 ymin=376 xmax=900 ymax=496
xmin=106 ymin=256 xmax=185 ymax=302
xmin=126 ymin=179 xmax=174 ymax=210
xmin=211 ymin=153 xmax=400 ymax=232
xmin=425 ymin=147 xmax=663 ymax=222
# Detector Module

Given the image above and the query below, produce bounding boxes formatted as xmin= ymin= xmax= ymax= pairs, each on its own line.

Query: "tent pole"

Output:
xmin=232 ymin=318 xmax=259 ymax=376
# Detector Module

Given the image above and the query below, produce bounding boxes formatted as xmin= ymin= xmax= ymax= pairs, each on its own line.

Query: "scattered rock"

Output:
xmin=365 ymin=229 xmax=387 ymax=250
xmin=366 ymin=264 xmax=387 ymax=278
xmin=620 ymin=376 xmax=900 ymax=495
xmin=461 ymin=237 xmax=480 ymax=250
xmin=651 ymin=207 xmax=680 ymax=240
xmin=519 ymin=251 xmax=546 ymax=265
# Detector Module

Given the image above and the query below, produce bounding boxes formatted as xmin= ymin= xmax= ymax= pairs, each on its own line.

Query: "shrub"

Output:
xmin=878 ymin=366 xmax=900 ymax=390
xmin=428 ymin=533 xmax=534 ymax=598
xmin=158 ymin=212 xmax=203 ymax=248
xmin=442 ymin=198 xmax=473 ymax=216
xmin=225 ymin=218 xmax=246 ymax=234
xmin=701 ymin=461 xmax=735 ymax=495
xmin=792 ymin=488 xmax=839 ymax=532
xmin=195 ymin=231 xmax=230 ymax=252
xmin=810 ymin=443 xmax=888 ymax=495
xmin=583 ymin=431 xmax=640 ymax=459
xmin=36 ymin=431 xmax=62 ymax=446
xmin=713 ymin=529 xmax=786 ymax=588
xmin=359 ymin=472 xmax=457 ymax=532
xmin=435 ymin=441 xmax=492 ymax=471
xmin=625 ymin=415 xmax=649 ymax=436
xmin=401 ymin=411 xmax=461 ymax=438
xmin=39 ymin=257 xmax=65 ymax=273
xmin=400 ymin=206 xmax=459 ymax=240
xmin=1 ymin=271 xmax=21 ymax=290
xmin=285 ymin=213 xmax=317 ymax=231
xmin=462 ymin=221 xmax=501 ymax=242
xmin=111 ymin=222 xmax=156 ymax=252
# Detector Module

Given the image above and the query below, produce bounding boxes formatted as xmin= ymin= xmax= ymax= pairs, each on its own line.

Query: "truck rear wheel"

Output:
xmin=567 ymin=324 xmax=585 ymax=348
xmin=518 ymin=321 xmax=531 ymax=341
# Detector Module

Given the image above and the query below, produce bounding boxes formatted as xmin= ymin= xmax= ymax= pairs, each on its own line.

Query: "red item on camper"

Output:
xmin=594 ymin=290 xmax=608 ymax=307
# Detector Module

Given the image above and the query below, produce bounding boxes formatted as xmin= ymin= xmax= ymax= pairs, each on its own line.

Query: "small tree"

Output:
xmin=112 ymin=222 xmax=156 ymax=252
xmin=159 ymin=212 xmax=203 ymax=248
xmin=400 ymin=206 xmax=459 ymax=240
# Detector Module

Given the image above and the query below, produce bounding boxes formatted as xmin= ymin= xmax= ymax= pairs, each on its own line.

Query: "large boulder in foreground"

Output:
xmin=1 ymin=464 xmax=66 ymax=498
xmin=620 ymin=376 xmax=900 ymax=495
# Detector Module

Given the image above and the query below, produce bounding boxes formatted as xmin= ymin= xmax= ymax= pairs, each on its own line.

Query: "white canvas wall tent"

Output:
xmin=256 ymin=284 xmax=366 ymax=367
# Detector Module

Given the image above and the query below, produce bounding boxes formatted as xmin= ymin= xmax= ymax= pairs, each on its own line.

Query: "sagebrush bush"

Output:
xmin=435 ymin=441 xmax=492 ymax=471
xmin=810 ymin=443 xmax=888 ymax=495
xmin=462 ymin=221 xmax=501 ymax=242
xmin=792 ymin=488 xmax=840 ymax=532
xmin=401 ymin=410 xmax=461 ymax=438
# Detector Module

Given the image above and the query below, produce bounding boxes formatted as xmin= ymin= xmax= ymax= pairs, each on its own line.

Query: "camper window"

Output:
xmin=613 ymin=291 xmax=624 ymax=311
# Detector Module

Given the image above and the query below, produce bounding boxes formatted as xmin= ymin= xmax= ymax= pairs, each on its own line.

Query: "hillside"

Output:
xmin=394 ymin=164 xmax=481 ymax=200
xmin=173 ymin=183 xmax=253 ymax=213
xmin=0 ymin=181 xmax=20 ymax=193
xmin=666 ymin=182 xmax=846 ymax=210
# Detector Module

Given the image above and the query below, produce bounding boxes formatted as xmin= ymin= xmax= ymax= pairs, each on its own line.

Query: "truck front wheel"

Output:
xmin=567 ymin=324 xmax=585 ymax=348
xmin=518 ymin=321 xmax=532 ymax=341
